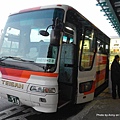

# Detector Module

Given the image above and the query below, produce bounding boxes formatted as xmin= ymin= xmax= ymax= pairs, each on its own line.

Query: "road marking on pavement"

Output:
xmin=0 ymin=106 xmax=40 ymax=120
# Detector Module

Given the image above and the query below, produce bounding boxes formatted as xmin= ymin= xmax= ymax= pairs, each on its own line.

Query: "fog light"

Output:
xmin=40 ymin=98 xmax=46 ymax=102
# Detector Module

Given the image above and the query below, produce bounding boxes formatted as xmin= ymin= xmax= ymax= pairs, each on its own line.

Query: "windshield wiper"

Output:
xmin=0 ymin=56 xmax=33 ymax=62
xmin=0 ymin=56 xmax=46 ymax=71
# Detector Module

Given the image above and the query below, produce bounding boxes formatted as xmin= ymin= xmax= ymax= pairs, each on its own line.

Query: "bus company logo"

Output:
xmin=1 ymin=80 xmax=24 ymax=89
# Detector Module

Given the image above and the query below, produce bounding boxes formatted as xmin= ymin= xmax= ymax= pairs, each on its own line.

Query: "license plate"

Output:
xmin=7 ymin=95 xmax=20 ymax=105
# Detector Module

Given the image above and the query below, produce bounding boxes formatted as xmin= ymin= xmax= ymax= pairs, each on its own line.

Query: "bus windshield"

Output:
xmin=0 ymin=8 xmax=64 ymax=72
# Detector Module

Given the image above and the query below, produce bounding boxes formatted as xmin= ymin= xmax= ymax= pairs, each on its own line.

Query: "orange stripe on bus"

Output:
xmin=96 ymin=55 xmax=107 ymax=65
xmin=84 ymin=69 xmax=106 ymax=95
xmin=95 ymin=69 xmax=106 ymax=82
xmin=0 ymin=67 xmax=58 ymax=83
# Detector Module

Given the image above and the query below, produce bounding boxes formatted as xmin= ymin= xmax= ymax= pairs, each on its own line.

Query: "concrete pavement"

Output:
xmin=68 ymin=88 xmax=120 ymax=120
xmin=0 ymin=97 xmax=14 ymax=112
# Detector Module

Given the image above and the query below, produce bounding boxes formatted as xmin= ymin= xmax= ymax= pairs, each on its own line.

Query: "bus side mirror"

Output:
xmin=40 ymin=30 xmax=49 ymax=36
xmin=50 ymin=29 xmax=60 ymax=46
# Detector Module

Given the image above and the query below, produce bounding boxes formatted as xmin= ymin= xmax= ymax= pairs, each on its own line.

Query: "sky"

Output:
xmin=0 ymin=0 xmax=119 ymax=38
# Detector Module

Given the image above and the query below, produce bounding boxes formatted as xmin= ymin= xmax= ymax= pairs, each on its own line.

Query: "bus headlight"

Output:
xmin=30 ymin=86 xmax=56 ymax=93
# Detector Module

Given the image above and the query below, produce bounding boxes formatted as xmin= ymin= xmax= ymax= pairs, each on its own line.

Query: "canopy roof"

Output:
xmin=96 ymin=0 xmax=120 ymax=36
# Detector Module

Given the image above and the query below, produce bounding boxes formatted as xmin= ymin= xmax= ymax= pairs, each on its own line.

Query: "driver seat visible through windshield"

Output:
xmin=26 ymin=47 xmax=38 ymax=59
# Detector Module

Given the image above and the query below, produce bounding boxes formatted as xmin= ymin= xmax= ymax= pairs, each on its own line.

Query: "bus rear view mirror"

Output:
xmin=39 ymin=30 xmax=49 ymax=36
xmin=50 ymin=29 xmax=60 ymax=46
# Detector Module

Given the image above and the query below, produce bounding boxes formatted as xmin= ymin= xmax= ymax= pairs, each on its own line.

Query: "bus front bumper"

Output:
xmin=0 ymin=87 xmax=58 ymax=113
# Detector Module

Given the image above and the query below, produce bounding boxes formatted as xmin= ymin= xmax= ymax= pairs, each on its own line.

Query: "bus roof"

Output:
xmin=19 ymin=4 xmax=72 ymax=13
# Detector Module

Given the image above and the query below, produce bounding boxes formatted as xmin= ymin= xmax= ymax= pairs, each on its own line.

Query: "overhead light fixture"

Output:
xmin=65 ymin=26 xmax=73 ymax=31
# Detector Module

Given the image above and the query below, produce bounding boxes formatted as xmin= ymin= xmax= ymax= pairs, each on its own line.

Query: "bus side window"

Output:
xmin=62 ymin=36 xmax=73 ymax=44
xmin=99 ymin=46 xmax=104 ymax=53
xmin=80 ymin=29 xmax=95 ymax=71
xmin=97 ymin=41 xmax=106 ymax=54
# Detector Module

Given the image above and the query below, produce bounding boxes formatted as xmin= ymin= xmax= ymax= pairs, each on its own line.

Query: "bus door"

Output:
xmin=76 ymin=28 xmax=96 ymax=103
xmin=58 ymin=24 xmax=77 ymax=107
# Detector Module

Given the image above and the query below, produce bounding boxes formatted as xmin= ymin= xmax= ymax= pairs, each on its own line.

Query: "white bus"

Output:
xmin=0 ymin=4 xmax=110 ymax=113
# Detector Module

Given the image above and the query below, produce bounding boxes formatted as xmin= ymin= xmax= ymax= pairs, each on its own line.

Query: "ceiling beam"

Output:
xmin=96 ymin=0 xmax=120 ymax=36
